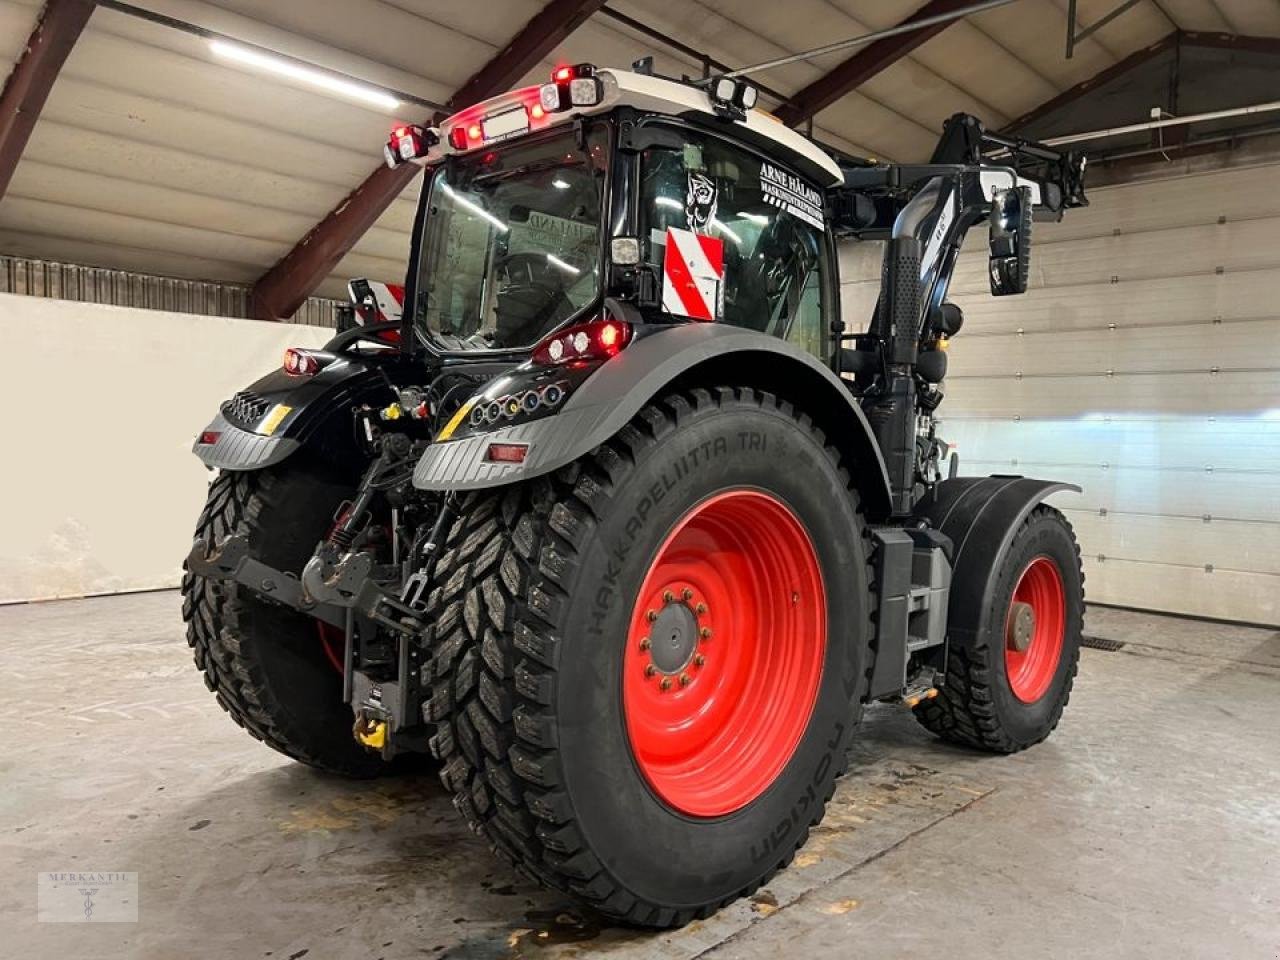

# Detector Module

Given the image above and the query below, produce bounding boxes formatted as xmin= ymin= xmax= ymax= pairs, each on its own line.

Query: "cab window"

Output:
xmin=637 ymin=128 xmax=830 ymax=359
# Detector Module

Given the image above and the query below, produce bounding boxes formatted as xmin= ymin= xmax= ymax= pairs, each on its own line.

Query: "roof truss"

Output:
xmin=1004 ymin=30 xmax=1280 ymax=135
xmin=773 ymin=0 xmax=982 ymax=128
xmin=0 ymin=0 xmax=94 ymax=201
xmin=250 ymin=0 xmax=607 ymax=321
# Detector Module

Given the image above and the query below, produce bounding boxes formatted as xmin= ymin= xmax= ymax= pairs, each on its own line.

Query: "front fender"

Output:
xmin=913 ymin=476 xmax=1081 ymax=635
xmin=412 ymin=324 xmax=893 ymax=517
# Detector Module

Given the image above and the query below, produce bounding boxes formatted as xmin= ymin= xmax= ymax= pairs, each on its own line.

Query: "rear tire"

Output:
xmin=424 ymin=387 xmax=873 ymax=927
xmin=182 ymin=464 xmax=396 ymax=778
xmin=913 ymin=505 xmax=1083 ymax=753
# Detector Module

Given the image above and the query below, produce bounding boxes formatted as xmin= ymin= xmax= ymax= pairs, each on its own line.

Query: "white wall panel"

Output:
xmin=0 ymin=294 xmax=329 ymax=602
xmin=840 ymin=160 xmax=1280 ymax=623
xmin=942 ymin=416 xmax=1280 ymax=477
xmin=1066 ymin=510 xmax=1280 ymax=573
xmin=1023 ymin=465 xmax=1278 ymax=522
xmin=1033 ymin=164 xmax=1280 ymax=242
xmin=947 ymin=317 xmax=1280 ymax=377
xmin=943 ymin=370 xmax=1280 ymax=417
xmin=1080 ymin=557 xmax=1278 ymax=625
xmin=948 ymin=270 xmax=1280 ymax=335
xmin=951 ymin=217 xmax=1280 ymax=295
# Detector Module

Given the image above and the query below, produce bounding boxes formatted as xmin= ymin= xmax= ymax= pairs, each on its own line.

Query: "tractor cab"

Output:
xmin=386 ymin=64 xmax=846 ymax=366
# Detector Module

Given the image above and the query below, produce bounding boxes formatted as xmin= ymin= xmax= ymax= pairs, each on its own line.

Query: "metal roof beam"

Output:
xmin=0 ymin=0 xmax=95 ymax=201
xmin=250 ymin=0 xmax=606 ymax=321
xmin=1003 ymin=31 xmax=1179 ymax=134
xmin=772 ymin=0 xmax=990 ymax=128
xmin=1003 ymin=29 xmax=1280 ymax=137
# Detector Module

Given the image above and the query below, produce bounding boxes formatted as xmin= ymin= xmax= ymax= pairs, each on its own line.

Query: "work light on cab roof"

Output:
xmin=383 ymin=123 xmax=437 ymax=168
xmin=539 ymin=63 xmax=603 ymax=113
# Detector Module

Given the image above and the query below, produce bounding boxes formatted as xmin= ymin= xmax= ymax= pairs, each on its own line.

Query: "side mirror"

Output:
xmin=831 ymin=190 xmax=879 ymax=233
xmin=988 ymin=185 xmax=1032 ymax=296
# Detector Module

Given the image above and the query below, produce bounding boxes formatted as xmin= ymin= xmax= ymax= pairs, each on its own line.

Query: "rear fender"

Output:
xmin=411 ymin=323 xmax=894 ymax=519
xmin=192 ymin=354 xmax=395 ymax=471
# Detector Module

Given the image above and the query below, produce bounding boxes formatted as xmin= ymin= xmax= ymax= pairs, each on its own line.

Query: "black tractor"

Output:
xmin=185 ymin=64 xmax=1089 ymax=926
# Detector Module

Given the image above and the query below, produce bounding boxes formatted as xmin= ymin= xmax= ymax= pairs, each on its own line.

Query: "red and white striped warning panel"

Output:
xmin=662 ymin=227 xmax=724 ymax=322
xmin=348 ymin=278 xmax=405 ymax=324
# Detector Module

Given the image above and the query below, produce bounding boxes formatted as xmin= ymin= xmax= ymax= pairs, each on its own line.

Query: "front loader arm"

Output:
xmin=831 ymin=113 xmax=1087 ymax=517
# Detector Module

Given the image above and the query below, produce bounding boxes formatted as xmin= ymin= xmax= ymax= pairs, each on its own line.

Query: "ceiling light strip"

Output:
xmin=95 ymin=0 xmax=446 ymax=113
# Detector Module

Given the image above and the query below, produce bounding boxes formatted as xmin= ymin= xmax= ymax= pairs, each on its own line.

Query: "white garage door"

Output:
xmin=840 ymin=159 xmax=1280 ymax=625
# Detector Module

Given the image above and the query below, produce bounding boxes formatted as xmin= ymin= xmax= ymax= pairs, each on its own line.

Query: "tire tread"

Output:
xmin=913 ymin=505 xmax=1084 ymax=753
xmin=424 ymin=387 xmax=873 ymax=926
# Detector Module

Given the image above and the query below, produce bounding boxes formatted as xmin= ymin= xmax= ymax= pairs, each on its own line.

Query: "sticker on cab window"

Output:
xmin=760 ymin=163 xmax=824 ymax=230
xmin=685 ymin=171 xmax=718 ymax=233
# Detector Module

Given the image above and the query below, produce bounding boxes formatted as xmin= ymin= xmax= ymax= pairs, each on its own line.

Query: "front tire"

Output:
xmin=913 ymin=504 xmax=1084 ymax=752
xmin=424 ymin=387 xmax=873 ymax=927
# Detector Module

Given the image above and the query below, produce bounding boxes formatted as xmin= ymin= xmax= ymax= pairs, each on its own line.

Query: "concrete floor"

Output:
xmin=1 ymin=594 xmax=1277 ymax=959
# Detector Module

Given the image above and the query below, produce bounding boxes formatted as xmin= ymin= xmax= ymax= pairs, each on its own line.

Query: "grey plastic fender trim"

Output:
xmin=413 ymin=324 xmax=893 ymax=505
xmin=192 ymin=411 xmax=300 ymax=471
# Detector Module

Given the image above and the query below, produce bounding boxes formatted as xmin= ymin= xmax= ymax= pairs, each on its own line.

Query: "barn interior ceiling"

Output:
xmin=0 ymin=0 xmax=1275 ymax=314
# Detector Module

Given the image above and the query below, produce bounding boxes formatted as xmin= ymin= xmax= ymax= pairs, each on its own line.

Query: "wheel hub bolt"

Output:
xmin=682 ymin=588 xmax=694 ymax=601
xmin=699 ymin=626 xmax=713 ymax=640
xmin=659 ymin=677 xmax=672 ymax=691
xmin=678 ymin=673 xmax=691 ymax=687
xmin=645 ymin=664 xmax=657 ymax=678
xmin=646 ymin=610 xmax=658 ymax=623
xmin=663 ymin=590 xmax=675 ymax=603
xmin=695 ymin=602 xmax=707 ymax=615
xmin=639 ymin=637 xmax=651 ymax=651
xmin=694 ymin=654 xmax=706 ymax=667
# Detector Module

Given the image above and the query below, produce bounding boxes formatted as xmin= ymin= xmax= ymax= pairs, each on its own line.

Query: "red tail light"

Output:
xmin=532 ymin=319 xmax=632 ymax=367
xmin=485 ymin=442 xmax=530 ymax=463
xmin=448 ymin=126 xmax=467 ymax=149
xmin=283 ymin=347 xmax=322 ymax=376
xmin=553 ymin=65 xmax=574 ymax=83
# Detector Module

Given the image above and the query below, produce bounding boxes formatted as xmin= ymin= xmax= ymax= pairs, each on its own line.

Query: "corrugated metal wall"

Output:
xmin=0 ymin=254 xmax=343 ymax=327
xmin=841 ymin=159 xmax=1280 ymax=625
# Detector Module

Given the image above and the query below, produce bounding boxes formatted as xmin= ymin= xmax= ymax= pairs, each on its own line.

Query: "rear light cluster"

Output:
xmin=383 ymin=123 xmax=439 ymax=168
xmin=469 ymin=382 xmax=566 ymax=428
xmin=447 ymin=124 xmax=482 ymax=150
xmin=539 ymin=63 xmax=602 ymax=115
xmin=442 ymin=64 xmax=600 ymax=153
xmin=283 ymin=347 xmax=326 ymax=377
xmin=532 ymin=319 xmax=631 ymax=367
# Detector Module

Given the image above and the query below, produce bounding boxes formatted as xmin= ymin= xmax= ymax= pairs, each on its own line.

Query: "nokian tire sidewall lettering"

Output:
xmin=550 ymin=393 xmax=870 ymax=908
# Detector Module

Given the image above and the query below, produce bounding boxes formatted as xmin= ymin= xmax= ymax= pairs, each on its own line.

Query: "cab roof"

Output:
xmin=429 ymin=68 xmax=845 ymax=190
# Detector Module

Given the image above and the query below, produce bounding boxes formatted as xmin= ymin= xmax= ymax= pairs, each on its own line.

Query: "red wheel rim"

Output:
xmin=623 ymin=490 xmax=826 ymax=818
xmin=316 ymin=622 xmax=345 ymax=674
xmin=1004 ymin=556 xmax=1066 ymax=703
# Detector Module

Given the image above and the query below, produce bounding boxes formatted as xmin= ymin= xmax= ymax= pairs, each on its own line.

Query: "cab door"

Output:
xmin=633 ymin=122 xmax=834 ymax=363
